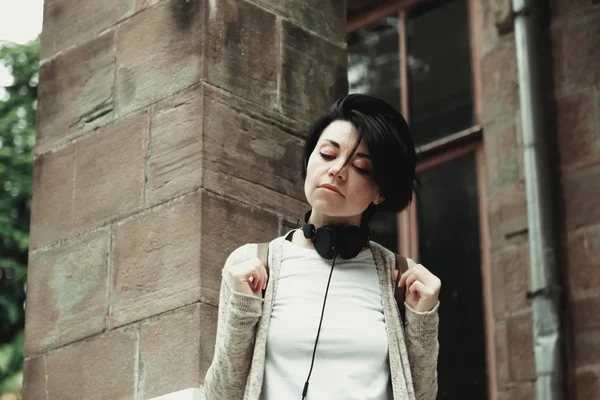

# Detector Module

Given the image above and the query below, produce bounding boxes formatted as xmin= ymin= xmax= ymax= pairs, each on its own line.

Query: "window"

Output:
xmin=347 ymin=0 xmax=493 ymax=398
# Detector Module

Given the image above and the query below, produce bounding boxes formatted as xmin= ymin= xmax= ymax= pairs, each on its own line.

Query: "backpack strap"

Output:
xmin=395 ymin=254 xmax=409 ymax=324
xmin=257 ymin=243 xmax=269 ymax=298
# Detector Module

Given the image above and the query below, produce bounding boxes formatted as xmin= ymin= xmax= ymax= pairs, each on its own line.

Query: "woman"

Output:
xmin=204 ymin=94 xmax=441 ymax=400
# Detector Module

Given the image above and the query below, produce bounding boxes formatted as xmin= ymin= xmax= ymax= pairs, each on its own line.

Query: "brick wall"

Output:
xmin=482 ymin=0 xmax=600 ymax=399
xmin=22 ymin=1 xmax=347 ymax=399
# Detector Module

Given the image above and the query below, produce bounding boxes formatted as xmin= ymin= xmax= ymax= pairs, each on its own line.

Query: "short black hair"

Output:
xmin=301 ymin=93 xmax=418 ymax=223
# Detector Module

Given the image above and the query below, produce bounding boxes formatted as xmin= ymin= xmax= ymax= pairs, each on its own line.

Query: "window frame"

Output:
xmin=347 ymin=0 xmax=495 ymax=398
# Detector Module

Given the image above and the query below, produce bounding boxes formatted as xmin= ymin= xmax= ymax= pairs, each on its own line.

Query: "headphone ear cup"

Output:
xmin=313 ymin=225 xmax=336 ymax=259
xmin=302 ymin=222 xmax=316 ymax=239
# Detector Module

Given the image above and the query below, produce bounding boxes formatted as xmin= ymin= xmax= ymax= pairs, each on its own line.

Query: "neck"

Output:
xmin=307 ymin=209 xmax=362 ymax=229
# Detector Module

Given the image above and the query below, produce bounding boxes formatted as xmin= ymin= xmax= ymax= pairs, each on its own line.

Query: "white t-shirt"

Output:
xmin=260 ymin=240 xmax=392 ymax=400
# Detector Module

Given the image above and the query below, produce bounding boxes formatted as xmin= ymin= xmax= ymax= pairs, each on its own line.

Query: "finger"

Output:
xmin=399 ymin=268 xmax=418 ymax=287
xmin=409 ymin=280 xmax=427 ymax=295
xmin=392 ymin=270 xmax=399 ymax=281
xmin=404 ymin=274 xmax=418 ymax=291
xmin=260 ymin=265 xmax=269 ymax=290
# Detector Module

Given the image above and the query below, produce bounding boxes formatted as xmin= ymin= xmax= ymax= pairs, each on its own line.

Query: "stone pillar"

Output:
xmin=22 ymin=1 xmax=347 ymax=399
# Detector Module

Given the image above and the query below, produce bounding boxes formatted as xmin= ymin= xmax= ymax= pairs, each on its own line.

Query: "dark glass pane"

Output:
xmin=347 ymin=16 xmax=402 ymax=113
xmin=348 ymin=17 xmax=402 ymax=253
xmin=407 ymin=0 xmax=474 ymax=146
xmin=417 ymin=153 xmax=488 ymax=399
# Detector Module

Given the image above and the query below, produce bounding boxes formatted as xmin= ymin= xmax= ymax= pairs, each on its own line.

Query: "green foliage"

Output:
xmin=0 ymin=37 xmax=39 ymax=395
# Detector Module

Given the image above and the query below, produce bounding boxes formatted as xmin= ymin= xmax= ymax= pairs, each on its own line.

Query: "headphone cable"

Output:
xmin=301 ymin=250 xmax=337 ymax=399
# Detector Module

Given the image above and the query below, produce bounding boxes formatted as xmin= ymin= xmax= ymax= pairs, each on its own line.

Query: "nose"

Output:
xmin=328 ymin=159 xmax=348 ymax=181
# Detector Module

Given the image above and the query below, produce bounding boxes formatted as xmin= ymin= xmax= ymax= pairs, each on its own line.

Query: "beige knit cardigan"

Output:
xmin=204 ymin=234 xmax=439 ymax=400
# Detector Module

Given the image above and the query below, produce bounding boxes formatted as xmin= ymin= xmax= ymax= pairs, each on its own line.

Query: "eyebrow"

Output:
xmin=323 ymin=139 xmax=372 ymax=160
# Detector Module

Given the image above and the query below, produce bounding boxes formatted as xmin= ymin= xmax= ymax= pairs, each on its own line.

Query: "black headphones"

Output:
xmin=299 ymin=210 xmax=371 ymax=260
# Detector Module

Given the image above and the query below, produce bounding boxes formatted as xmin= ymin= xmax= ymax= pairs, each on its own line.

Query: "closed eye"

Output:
xmin=319 ymin=153 xmax=335 ymax=160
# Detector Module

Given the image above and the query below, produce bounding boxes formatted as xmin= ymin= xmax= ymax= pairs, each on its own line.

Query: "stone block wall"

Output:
xmin=481 ymin=0 xmax=600 ymax=399
xmin=22 ymin=1 xmax=347 ymax=399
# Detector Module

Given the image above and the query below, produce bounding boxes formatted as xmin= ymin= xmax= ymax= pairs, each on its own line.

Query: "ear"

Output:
xmin=373 ymin=194 xmax=385 ymax=205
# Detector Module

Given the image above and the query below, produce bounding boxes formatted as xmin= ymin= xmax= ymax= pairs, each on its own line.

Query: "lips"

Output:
xmin=319 ymin=184 xmax=344 ymax=197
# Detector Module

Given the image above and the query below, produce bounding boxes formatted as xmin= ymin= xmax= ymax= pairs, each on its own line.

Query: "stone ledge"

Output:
xmin=149 ymin=387 xmax=205 ymax=400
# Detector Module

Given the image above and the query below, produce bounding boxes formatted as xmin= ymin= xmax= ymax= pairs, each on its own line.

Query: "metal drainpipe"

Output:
xmin=512 ymin=0 xmax=565 ymax=399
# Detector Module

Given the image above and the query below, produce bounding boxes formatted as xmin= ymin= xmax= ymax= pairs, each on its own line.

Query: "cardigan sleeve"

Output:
xmin=204 ymin=244 xmax=265 ymax=400
xmin=404 ymin=301 xmax=440 ymax=400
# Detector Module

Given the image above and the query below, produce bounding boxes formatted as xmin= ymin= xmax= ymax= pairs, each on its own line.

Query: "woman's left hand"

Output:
xmin=393 ymin=264 xmax=441 ymax=313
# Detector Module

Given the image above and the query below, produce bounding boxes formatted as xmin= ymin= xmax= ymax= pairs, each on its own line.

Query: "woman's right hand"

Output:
xmin=227 ymin=257 xmax=268 ymax=297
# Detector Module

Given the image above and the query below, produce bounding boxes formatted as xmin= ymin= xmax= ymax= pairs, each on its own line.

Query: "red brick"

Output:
xmin=566 ymin=225 xmax=600 ymax=298
xmin=492 ymin=245 xmax=532 ymax=314
xmin=488 ymin=183 xmax=529 ymax=251
xmin=110 ymin=192 xmax=201 ymax=328
xmin=495 ymin=322 xmax=510 ymax=389
xmin=73 ymin=111 xmax=146 ymax=232
xmin=563 ymin=12 xmax=600 ymax=91
xmin=254 ymin=0 xmax=345 ymax=43
xmin=40 ymin=0 xmax=135 ymax=59
xmin=203 ymin=87 xmax=308 ymax=215
xmin=555 ymin=89 xmax=599 ymax=171
xmin=507 ymin=313 xmax=536 ymax=382
xmin=199 ymin=303 xmax=219 ymax=381
xmin=497 ymin=382 xmax=535 ymax=400
xmin=22 ymin=356 xmax=47 ymax=400
xmin=45 ymin=328 xmax=137 ymax=400
xmin=574 ymin=368 xmax=600 ymax=400
xmin=562 ymin=164 xmax=600 ymax=230
xmin=29 ymin=145 xmax=75 ymax=250
xmin=200 ymin=191 xmax=279 ymax=306
xmin=572 ymin=294 xmax=600 ymax=333
xmin=138 ymin=304 xmax=201 ymax=399
xmin=206 ymin=0 xmax=278 ymax=107
xmin=551 ymin=0 xmax=598 ymax=18
xmin=481 ymin=39 xmax=520 ymax=124
xmin=147 ymin=85 xmax=203 ymax=205
xmin=36 ymin=31 xmax=115 ymax=155
xmin=24 ymin=229 xmax=110 ymax=356
xmin=574 ymin=329 xmax=600 ymax=367
xmin=550 ymin=23 xmax=568 ymax=95
xmin=280 ymin=20 xmax=347 ymax=122
xmin=116 ymin=0 xmax=203 ymax=116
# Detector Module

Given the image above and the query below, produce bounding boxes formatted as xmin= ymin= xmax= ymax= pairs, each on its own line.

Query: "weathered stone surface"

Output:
xmin=481 ymin=39 xmax=519 ymax=124
xmin=567 ymin=224 xmax=600 ymax=298
xmin=563 ymin=12 xmax=600 ymax=92
xmin=40 ymin=0 xmax=135 ymax=59
xmin=562 ymin=164 xmax=600 ymax=230
xmin=491 ymin=255 xmax=507 ymax=320
xmin=483 ymin=118 xmax=523 ymax=197
xmin=203 ymin=86 xmax=308 ymax=215
xmin=137 ymin=0 xmax=163 ymax=11
xmin=492 ymin=245 xmax=531 ymax=314
xmin=21 ymin=356 xmax=47 ymax=400
xmin=45 ymin=328 xmax=137 ymax=400
xmin=200 ymin=191 xmax=279 ymax=306
xmin=280 ymin=20 xmax=347 ymax=122
xmin=555 ymin=88 xmax=599 ymax=171
xmin=574 ymin=329 xmax=600 ymax=367
xmin=206 ymin=0 xmax=278 ymax=107
xmin=506 ymin=313 xmax=536 ymax=382
xmin=495 ymin=322 xmax=510 ymax=389
xmin=488 ymin=183 xmax=529 ymax=251
xmin=37 ymin=31 xmax=115 ymax=155
xmin=572 ymin=294 xmax=600 ymax=333
xmin=574 ymin=368 xmax=600 ymax=400
xmin=199 ymin=303 xmax=218 ymax=381
xmin=497 ymin=383 xmax=535 ymax=400
xmin=147 ymin=85 xmax=203 ymax=206
xmin=24 ymin=229 xmax=110 ymax=356
xmin=73 ymin=111 xmax=146 ymax=232
xmin=254 ymin=0 xmax=345 ymax=44
xmin=110 ymin=192 xmax=201 ymax=327
xmin=116 ymin=0 xmax=203 ymax=116
xmin=138 ymin=304 xmax=201 ymax=399
xmin=29 ymin=145 xmax=75 ymax=250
